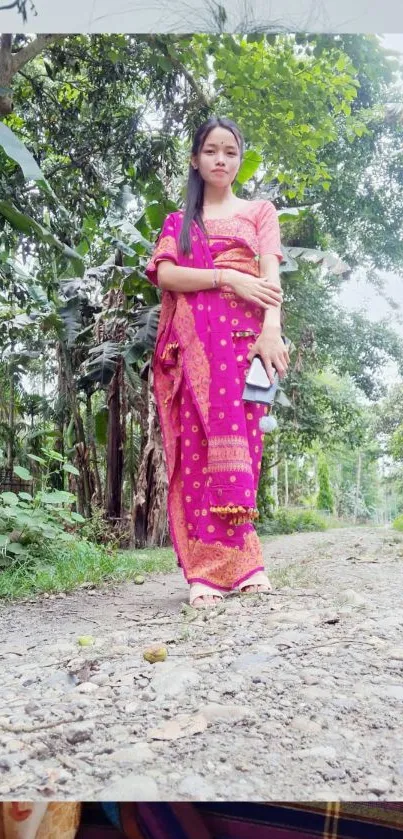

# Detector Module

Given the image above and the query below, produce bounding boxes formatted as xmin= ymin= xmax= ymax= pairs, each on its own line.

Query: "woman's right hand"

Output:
xmin=226 ymin=269 xmax=283 ymax=309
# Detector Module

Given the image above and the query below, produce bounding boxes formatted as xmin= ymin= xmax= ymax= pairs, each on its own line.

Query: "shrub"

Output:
xmin=392 ymin=514 xmax=403 ymax=532
xmin=258 ymin=507 xmax=329 ymax=536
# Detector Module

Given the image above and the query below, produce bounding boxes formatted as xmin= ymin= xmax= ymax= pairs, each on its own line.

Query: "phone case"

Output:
xmin=242 ymin=356 xmax=279 ymax=405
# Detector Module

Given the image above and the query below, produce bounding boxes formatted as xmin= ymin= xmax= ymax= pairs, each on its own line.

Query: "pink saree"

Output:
xmin=146 ymin=200 xmax=282 ymax=591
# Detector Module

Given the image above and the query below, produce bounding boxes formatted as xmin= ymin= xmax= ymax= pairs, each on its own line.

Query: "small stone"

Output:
xmin=90 ymin=674 xmax=109 ymax=686
xmin=109 ymin=743 xmax=153 ymax=765
xmin=124 ymin=701 xmax=139 ymax=714
xmin=66 ymin=722 xmax=95 ymax=745
xmin=343 ymin=590 xmax=367 ymax=607
xmin=151 ymin=663 xmax=201 ymax=701
xmin=200 ymin=703 xmax=257 ymax=724
xmin=100 ymin=773 xmax=159 ymax=800
xmin=388 ymin=648 xmax=403 ymax=661
xmin=75 ymin=682 xmax=99 ymax=694
xmin=300 ymin=745 xmax=337 ymax=760
xmin=177 ymin=773 xmax=216 ymax=799
xmin=289 ymin=717 xmax=322 ymax=734
xmin=366 ymin=776 xmax=390 ymax=796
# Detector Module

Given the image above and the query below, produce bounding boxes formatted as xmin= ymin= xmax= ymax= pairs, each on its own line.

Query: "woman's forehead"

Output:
xmin=202 ymin=128 xmax=238 ymax=147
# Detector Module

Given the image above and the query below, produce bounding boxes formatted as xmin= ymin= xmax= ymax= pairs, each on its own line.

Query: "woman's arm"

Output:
xmin=157 ymin=260 xmax=226 ymax=292
xmin=157 ymin=261 xmax=282 ymax=309
xmin=259 ymin=253 xmax=282 ymax=333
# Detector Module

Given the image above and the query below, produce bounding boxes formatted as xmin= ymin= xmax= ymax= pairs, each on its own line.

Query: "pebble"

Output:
xmin=289 ymin=717 xmax=323 ymax=734
xmin=366 ymin=776 xmax=391 ymax=795
xmin=200 ymin=703 xmax=257 ymax=724
xmin=178 ymin=773 xmax=216 ymax=799
xmin=100 ymin=773 xmax=160 ymax=800
xmin=109 ymin=743 xmax=154 ymax=765
xmin=66 ymin=722 xmax=95 ymax=745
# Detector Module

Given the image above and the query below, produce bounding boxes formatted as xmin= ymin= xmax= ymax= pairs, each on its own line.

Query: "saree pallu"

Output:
xmin=3 ymin=802 xmax=403 ymax=838
xmin=145 ymin=210 xmax=273 ymax=591
xmin=112 ymin=803 xmax=403 ymax=839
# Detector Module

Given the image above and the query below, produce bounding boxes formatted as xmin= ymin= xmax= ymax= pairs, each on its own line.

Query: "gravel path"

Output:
xmin=1 ymin=525 xmax=403 ymax=801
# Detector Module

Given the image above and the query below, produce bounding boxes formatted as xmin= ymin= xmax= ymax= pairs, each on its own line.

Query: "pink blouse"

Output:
xmin=147 ymin=199 xmax=283 ymax=283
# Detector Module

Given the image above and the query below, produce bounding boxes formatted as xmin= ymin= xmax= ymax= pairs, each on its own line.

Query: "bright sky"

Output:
xmin=1 ymin=0 xmax=403 ymax=31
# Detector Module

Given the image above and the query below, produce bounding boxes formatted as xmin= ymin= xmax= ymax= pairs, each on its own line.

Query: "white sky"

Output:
xmin=1 ymin=0 xmax=403 ymax=32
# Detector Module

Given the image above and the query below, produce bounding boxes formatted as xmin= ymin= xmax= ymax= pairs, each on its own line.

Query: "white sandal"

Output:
xmin=239 ymin=570 xmax=272 ymax=594
xmin=189 ymin=582 xmax=225 ymax=609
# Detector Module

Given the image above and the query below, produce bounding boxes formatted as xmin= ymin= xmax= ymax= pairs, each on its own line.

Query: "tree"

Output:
xmin=317 ymin=454 xmax=334 ymax=512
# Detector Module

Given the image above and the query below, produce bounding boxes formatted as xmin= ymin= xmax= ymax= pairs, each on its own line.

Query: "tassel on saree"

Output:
xmin=210 ymin=504 xmax=260 ymax=525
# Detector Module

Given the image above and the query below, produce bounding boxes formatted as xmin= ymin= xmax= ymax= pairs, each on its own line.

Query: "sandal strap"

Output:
xmin=239 ymin=571 xmax=272 ymax=591
xmin=189 ymin=583 xmax=224 ymax=606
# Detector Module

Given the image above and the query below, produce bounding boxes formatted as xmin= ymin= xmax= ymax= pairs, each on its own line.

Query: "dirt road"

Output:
xmin=0 ymin=526 xmax=402 ymax=801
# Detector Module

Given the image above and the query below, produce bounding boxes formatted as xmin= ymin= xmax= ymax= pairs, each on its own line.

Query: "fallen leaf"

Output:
xmin=148 ymin=712 xmax=207 ymax=741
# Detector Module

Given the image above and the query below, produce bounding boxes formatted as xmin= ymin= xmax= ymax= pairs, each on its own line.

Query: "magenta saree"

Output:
xmin=146 ymin=202 xmax=282 ymax=591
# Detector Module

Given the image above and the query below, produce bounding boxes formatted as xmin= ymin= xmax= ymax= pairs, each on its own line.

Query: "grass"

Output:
xmin=0 ymin=506 xmax=370 ymax=601
xmin=0 ymin=539 xmax=177 ymax=601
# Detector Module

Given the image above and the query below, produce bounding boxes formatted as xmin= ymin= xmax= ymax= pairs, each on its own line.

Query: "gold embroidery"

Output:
xmin=186 ymin=529 xmax=264 ymax=589
xmin=150 ymin=234 xmax=178 ymax=268
xmin=174 ymin=294 xmax=210 ymax=428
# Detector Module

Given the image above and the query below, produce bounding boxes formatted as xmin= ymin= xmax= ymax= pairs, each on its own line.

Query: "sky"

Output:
xmin=0 ymin=0 xmax=403 ymax=32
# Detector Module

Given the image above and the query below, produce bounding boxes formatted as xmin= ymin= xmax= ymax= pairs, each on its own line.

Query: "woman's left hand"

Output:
xmin=246 ymin=329 xmax=290 ymax=384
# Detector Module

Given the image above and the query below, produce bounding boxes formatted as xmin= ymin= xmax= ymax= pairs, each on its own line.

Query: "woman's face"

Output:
xmin=192 ymin=126 xmax=241 ymax=188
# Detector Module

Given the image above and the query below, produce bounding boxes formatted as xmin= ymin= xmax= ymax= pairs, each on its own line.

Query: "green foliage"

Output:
xmin=259 ymin=508 xmax=330 ymax=535
xmin=0 ymin=448 xmax=84 ymax=563
xmin=317 ymin=455 xmax=334 ymax=512
xmin=392 ymin=515 xmax=403 ymax=532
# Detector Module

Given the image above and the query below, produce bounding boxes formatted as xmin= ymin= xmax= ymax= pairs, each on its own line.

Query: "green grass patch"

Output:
xmin=0 ymin=539 xmax=177 ymax=601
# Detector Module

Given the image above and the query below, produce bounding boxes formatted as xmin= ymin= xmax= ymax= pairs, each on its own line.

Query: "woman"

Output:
xmin=146 ymin=116 xmax=289 ymax=609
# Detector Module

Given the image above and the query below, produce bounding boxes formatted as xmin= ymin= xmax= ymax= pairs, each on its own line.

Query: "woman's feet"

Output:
xmin=239 ymin=571 xmax=272 ymax=595
xmin=189 ymin=583 xmax=224 ymax=609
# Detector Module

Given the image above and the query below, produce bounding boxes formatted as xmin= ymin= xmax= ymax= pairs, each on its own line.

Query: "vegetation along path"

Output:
xmin=1 ymin=526 xmax=403 ymax=801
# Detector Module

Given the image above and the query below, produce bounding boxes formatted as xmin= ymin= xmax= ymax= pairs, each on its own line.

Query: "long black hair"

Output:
xmin=178 ymin=117 xmax=245 ymax=256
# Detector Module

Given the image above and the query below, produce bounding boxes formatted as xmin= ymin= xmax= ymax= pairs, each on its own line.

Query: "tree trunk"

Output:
xmin=0 ymin=33 xmax=65 ymax=116
xmin=284 ymin=458 xmax=289 ymax=507
xmin=271 ymin=435 xmax=279 ymax=512
xmin=131 ymin=368 xmax=169 ymax=548
xmin=53 ymin=344 xmax=65 ymax=491
xmin=60 ymin=341 xmax=92 ymax=518
xmin=6 ymin=360 xmax=15 ymax=473
xmin=0 ymin=34 xmax=13 ymax=117
xmin=86 ymin=392 xmax=103 ymax=507
xmin=354 ymin=450 xmax=362 ymax=524
xmin=129 ymin=411 xmax=136 ymax=511
xmin=105 ymin=358 xmax=124 ymax=520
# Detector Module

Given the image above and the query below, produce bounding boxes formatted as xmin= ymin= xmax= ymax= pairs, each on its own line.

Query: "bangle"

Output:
xmin=212 ymin=268 xmax=224 ymax=289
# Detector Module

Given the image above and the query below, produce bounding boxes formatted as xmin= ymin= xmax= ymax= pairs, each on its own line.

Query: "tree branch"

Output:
xmin=148 ymin=35 xmax=212 ymax=112
xmin=11 ymin=34 xmax=66 ymax=75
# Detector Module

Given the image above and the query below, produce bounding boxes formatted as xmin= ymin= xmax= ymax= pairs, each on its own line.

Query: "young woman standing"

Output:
xmin=146 ymin=116 xmax=289 ymax=608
